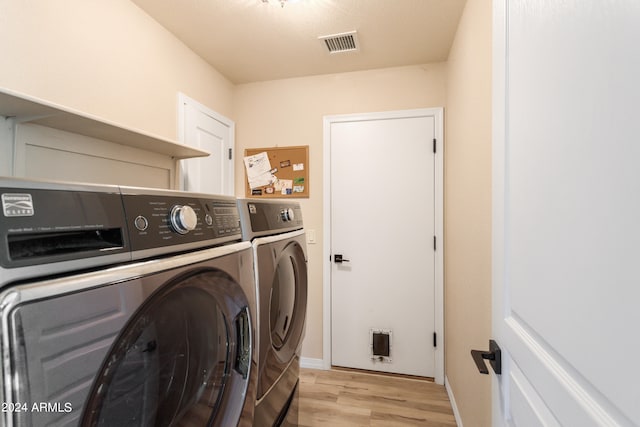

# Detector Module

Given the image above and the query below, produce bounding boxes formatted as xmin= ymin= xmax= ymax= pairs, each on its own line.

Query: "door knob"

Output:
xmin=333 ymin=254 xmax=350 ymax=263
xmin=471 ymin=339 xmax=502 ymax=375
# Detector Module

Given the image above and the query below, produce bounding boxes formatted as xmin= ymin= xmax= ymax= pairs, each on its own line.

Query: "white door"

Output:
xmin=492 ymin=1 xmax=640 ymax=425
xmin=325 ymin=109 xmax=443 ymax=382
xmin=179 ymin=94 xmax=234 ymax=195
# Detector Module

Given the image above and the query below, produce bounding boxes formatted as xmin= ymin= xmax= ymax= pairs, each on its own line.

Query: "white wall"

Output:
xmin=444 ymin=0 xmax=493 ymax=425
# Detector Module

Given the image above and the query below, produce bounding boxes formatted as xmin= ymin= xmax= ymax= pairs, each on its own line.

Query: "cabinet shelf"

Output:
xmin=0 ymin=88 xmax=209 ymax=159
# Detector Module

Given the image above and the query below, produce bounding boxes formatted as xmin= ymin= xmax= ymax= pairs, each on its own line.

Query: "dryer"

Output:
xmin=0 ymin=178 xmax=257 ymax=427
xmin=237 ymin=199 xmax=307 ymax=427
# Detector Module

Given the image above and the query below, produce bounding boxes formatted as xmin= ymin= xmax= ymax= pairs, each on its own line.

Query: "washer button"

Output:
xmin=134 ymin=215 xmax=149 ymax=231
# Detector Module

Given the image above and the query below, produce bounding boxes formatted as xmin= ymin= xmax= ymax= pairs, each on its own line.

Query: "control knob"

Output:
xmin=170 ymin=205 xmax=198 ymax=234
xmin=280 ymin=208 xmax=295 ymax=222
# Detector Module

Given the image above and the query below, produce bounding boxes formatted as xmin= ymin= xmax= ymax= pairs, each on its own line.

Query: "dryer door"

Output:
xmin=81 ymin=269 xmax=250 ymax=427
xmin=256 ymin=235 xmax=308 ymax=399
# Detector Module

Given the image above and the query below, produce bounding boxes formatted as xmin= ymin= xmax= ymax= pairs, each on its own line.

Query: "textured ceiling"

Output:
xmin=131 ymin=0 xmax=467 ymax=84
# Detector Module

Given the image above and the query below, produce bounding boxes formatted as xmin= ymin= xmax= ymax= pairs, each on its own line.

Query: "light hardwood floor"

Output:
xmin=298 ymin=368 xmax=457 ymax=427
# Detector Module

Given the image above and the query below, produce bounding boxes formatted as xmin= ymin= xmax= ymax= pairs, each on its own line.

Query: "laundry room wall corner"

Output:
xmin=444 ymin=0 xmax=493 ymax=425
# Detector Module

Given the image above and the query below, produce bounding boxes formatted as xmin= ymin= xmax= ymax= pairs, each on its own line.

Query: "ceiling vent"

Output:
xmin=318 ymin=31 xmax=360 ymax=54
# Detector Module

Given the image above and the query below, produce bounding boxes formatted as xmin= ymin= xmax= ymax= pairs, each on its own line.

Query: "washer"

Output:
xmin=237 ymin=199 xmax=307 ymax=427
xmin=0 ymin=177 xmax=257 ymax=427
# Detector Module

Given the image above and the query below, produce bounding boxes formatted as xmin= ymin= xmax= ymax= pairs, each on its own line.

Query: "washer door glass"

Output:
xmin=82 ymin=270 xmax=250 ymax=427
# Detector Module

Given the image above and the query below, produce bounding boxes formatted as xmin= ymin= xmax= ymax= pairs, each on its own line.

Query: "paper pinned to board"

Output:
xmin=244 ymin=152 xmax=275 ymax=189
xmin=276 ymin=179 xmax=293 ymax=195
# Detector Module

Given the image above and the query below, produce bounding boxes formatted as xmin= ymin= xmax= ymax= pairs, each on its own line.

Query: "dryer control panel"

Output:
xmin=237 ymin=199 xmax=303 ymax=240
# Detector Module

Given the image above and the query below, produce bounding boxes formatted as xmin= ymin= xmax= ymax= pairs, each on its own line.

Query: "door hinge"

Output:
xmin=433 ymin=236 xmax=436 ymax=251
xmin=228 ymin=148 xmax=233 ymax=160
xmin=433 ymin=138 xmax=436 ymax=153
xmin=433 ymin=332 xmax=437 ymax=347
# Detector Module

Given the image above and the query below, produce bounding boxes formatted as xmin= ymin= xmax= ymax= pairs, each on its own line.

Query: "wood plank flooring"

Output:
xmin=298 ymin=368 xmax=457 ymax=426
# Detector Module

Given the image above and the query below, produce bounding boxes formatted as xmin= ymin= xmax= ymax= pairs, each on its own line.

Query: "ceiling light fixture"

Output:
xmin=262 ymin=0 xmax=287 ymax=7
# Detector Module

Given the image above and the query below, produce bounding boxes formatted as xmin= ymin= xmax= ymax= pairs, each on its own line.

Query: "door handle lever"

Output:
xmin=333 ymin=254 xmax=350 ymax=264
xmin=471 ymin=340 xmax=502 ymax=375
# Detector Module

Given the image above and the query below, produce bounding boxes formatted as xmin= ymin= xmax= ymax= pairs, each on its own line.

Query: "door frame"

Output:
xmin=322 ymin=108 xmax=444 ymax=384
xmin=493 ymin=0 xmax=508 ymax=421
xmin=177 ymin=92 xmax=235 ymax=194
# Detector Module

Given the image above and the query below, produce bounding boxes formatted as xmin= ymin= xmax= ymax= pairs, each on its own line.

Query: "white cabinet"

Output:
xmin=0 ymin=88 xmax=209 ymax=188
xmin=0 ymin=88 xmax=209 ymax=160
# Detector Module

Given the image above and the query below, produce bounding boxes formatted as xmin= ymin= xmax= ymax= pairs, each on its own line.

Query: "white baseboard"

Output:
xmin=445 ymin=375 xmax=463 ymax=427
xmin=300 ymin=357 xmax=326 ymax=370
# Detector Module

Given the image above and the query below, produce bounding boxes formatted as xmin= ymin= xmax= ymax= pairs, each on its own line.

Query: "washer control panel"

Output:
xmin=122 ymin=193 xmax=241 ymax=253
xmin=0 ymin=177 xmax=245 ymax=284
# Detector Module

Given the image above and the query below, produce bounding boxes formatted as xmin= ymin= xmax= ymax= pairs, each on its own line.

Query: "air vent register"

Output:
xmin=318 ymin=31 xmax=360 ymax=54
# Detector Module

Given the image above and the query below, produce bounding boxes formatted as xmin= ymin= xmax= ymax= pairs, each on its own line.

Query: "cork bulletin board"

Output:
xmin=243 ymin=146 xmax=309 ymax=198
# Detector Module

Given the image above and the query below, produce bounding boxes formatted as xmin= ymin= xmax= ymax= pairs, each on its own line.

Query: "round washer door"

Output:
xmin=82 ymin=269 xmax=251 ymax=427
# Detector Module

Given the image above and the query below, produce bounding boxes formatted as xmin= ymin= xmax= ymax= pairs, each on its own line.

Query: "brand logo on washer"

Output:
xmin=2 ymin=193 xmax=35 ymax=217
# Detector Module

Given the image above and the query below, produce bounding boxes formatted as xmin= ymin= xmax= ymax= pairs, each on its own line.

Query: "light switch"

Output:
xmin=306 ymin=229 xmax=316 ymax=244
